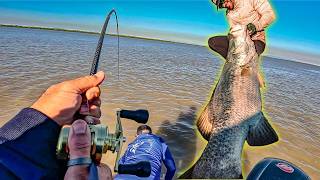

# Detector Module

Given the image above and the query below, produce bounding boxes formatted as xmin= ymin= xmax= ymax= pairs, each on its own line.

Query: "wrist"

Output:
xmin=253 ymin=21 xmax=261 ymax=32
xmin=0 ymin=108 xmax=60 ymax=144
xmin=30 ymin=103 xmax=63 ymax=126
xmin=29 ymin=106 xmax=61 ymax=126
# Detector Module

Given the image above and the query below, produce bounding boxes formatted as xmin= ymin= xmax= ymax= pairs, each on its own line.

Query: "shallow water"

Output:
xmin=0 ymin=27 xmax=319 ymax=178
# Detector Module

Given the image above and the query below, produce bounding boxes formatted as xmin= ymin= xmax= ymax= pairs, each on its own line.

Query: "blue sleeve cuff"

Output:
xmin=0 ymin=108 xmax=65 ymax=179
xmin=0 ymin=108 xmax=59 ymax=144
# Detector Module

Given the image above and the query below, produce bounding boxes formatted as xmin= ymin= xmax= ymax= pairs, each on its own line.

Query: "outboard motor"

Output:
xmin=247 ymin=158 xmax=310 ymax=180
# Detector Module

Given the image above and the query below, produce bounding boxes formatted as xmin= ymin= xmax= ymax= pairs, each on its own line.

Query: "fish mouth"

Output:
xmin=227 ymin=25 xmax=257 ymax=66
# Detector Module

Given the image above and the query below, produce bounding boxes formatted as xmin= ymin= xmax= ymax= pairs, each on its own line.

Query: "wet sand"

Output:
xmin=0 ymin=27 xmax=319 ymax=178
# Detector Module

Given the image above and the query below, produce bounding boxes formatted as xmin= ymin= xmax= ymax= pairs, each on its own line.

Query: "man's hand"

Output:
xmin=64 ymin=120 xmax=113 ymax=180
xmin=31 ymin=71 xmax=105 ymax=126
xmin=247 ymin=23 xmax=257 ymax=36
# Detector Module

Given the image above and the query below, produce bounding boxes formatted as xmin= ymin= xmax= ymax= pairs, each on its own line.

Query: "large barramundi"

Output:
xmin=179 ymin=25 xmax=278 ymax=179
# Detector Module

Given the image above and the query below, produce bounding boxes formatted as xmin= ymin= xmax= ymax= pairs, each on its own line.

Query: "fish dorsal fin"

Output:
xmin=247 ymin=112 xmax=279 ymax=146
xmin=196 ymin=103 xmax=214 ymax=141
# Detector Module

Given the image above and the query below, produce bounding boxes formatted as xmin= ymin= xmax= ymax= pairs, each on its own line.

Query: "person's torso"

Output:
xmin=119 ymin=134 xmax=164 ymax=180
xmin=226 ymin=0 xmax=266 ymax=42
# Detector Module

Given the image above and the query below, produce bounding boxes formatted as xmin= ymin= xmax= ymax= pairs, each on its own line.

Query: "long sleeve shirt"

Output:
xmin=213 ymin=0 xmax=276 ymax=43
xmin=115 ymin=134 xmax=176 ymax=180
xmin=0 ymin=108 xmax=67 ymax=179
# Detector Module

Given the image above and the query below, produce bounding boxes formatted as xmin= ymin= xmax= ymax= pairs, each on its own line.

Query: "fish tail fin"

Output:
xmin=178 ymin=164 xmax=196 ymax=179
xmin=247 ymin=112 xmax=279 ymax=146
xmin=196 ymin=104 xmax=213 ymax=141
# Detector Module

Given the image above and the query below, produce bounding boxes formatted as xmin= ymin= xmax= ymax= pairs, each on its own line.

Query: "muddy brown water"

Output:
xmin=0 ymin=27 xmax=319 ymax=178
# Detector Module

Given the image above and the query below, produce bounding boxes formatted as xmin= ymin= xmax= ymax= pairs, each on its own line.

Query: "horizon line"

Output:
xmin=1 ymin=24 xmax=319 ymax=67
xmin=0 ymin=24 xmax=197 ymax=46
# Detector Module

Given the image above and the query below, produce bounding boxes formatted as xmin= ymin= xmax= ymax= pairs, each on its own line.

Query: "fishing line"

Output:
xmin=90 ymin=9 xmax=120 ymax=80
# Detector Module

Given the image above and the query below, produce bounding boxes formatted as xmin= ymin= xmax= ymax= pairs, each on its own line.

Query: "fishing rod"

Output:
xmin=90 ymin=9 xmax=120 ymax=80
xmin=56 ymin=9 xmax=151 ymax=176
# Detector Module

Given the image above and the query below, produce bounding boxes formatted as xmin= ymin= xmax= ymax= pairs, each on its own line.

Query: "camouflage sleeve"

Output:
xmin=253 ymin=0 xmax=276 ymax=31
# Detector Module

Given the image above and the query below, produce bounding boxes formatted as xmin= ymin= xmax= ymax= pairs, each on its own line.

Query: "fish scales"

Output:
xmin=179 ymin=25 xmax=278 ymax=179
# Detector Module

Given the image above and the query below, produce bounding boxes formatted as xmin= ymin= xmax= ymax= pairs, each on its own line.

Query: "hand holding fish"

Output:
xmin=247 ymin=23 xmax=257 ymax=36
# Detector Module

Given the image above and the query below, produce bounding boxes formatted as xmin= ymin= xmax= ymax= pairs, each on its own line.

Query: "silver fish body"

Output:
xmin=180 ymin=26 xmax=278 ymax=179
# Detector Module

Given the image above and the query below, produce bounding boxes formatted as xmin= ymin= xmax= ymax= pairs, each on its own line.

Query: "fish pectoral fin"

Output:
xmin=178 ymin=164 xmax=196 ymax=179
xmin=196 ymin=104 xmax=213 ymax=141
xmin=246 ymin=112 xmax=279 ymax=146
xmin=241 ymin=66 xmax=251 ymax=76
xmin=257 ymin=72 xmax=265 ymax=88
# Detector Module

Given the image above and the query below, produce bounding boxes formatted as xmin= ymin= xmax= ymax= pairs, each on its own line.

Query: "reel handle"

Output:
xmin=120 ymin=109 xmax=149 ymax=124
xmin=118 ymin=161 xmax=151 ymax=177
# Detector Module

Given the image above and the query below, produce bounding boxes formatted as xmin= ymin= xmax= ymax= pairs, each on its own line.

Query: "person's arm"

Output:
xmin=253 ymin=0 xmax=276 ymax=31
xmin=0 ymin=71 xmax=105 ymax=179
xmin=0 ymin=108 xmax=66 ymax=179
xmin=162 ymin=143 xmax=176 ymax=180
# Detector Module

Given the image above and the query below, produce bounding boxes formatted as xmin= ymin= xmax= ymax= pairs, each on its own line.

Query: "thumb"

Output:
xmin=69 ymin=71 xmax=105 ymax=93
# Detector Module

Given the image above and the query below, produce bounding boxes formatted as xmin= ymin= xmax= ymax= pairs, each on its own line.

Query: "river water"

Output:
xmin=0 ymin=27 xmax=319 ymax=178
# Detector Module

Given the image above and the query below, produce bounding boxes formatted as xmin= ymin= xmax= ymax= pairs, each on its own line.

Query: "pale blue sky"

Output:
xmin=1 ymin=0 xmax=320 ymax=64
